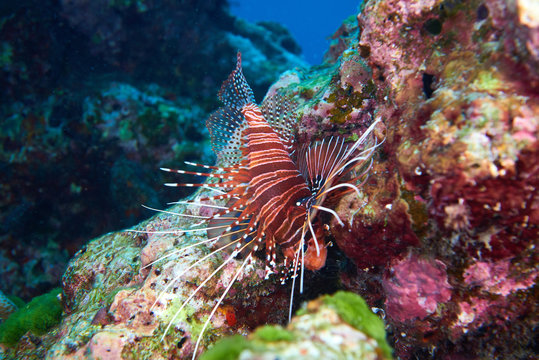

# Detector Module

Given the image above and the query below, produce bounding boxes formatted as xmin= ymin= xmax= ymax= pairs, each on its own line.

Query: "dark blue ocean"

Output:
xmin=231 ymin=0 xmax=362 ymax=64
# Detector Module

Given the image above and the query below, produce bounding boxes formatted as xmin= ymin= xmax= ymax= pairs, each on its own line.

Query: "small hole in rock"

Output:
xmin=422 ymin=73 xmax=435 ymax=99
xmin=424 ymin=18 xmax=442 ymax=35
xmin=477 ymin=4 xmax=489 ymax=21
xmin=177 ymin=337 xmax=187 ymax=348
xmin=359 ymin=44 xmax=371 ymax=58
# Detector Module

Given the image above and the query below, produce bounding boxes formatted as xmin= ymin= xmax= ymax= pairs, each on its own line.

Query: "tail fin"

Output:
xmin=218 ymin=52 xmax=255 ymax=109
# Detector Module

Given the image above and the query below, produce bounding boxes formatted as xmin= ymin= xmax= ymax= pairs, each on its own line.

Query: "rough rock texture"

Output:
xmin=349 ymin=0 xmax=536 ymax=358
xmin=382 ymin=255 xmax=452 ymax=323
xmin=1 ymin=0 xmax=537 ymax=359
xmin=1 ymin=193 xmax=291 ymax=359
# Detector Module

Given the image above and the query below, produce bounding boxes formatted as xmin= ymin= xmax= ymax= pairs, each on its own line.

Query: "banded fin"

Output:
xmin=297 ymin=137 xmax=349 ymax=191
xmin=218 ymin=52 xmax=255 ymax=109
xmin=297 ymin=119 xmax=380 ymax=193
xmin=261 ymin=93 xmax=299 ymax=151
xmin=206 ymin=106 xmax=247 ymax=166
xmin=206 ymin=52 xmax=257 ymax=166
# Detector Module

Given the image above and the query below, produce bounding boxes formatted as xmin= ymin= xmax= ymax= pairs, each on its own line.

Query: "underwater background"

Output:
xmin=230 ymin=0 xmax=361 ymax=64
xmin=0 ymin=0 xmax=537 ymax=359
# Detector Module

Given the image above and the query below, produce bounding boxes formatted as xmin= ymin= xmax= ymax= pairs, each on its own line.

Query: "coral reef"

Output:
xmin=0 ymin=1 xmax=307 ymax=301
xmin=352 ymin=0 xmax=537 ymax=357
xmin=1 ymin=0 xmax=537 ymax=359
xmin=50 ymin=197 xmax=290 ymax=359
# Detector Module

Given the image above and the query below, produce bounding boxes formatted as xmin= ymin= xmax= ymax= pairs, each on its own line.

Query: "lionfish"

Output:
xmin=139 ymin=52 xmax=380 ymax=358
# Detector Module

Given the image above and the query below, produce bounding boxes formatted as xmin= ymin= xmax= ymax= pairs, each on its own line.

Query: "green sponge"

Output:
xmin=200 ymin=335 xmax=250 ymax=360
xmin=252 ymin=325 xmax=294 ymax=342
xmin=0 ymin=288 xmax=63 ymax=346
xmin=321 ymin=291 xmax=392 ymax=358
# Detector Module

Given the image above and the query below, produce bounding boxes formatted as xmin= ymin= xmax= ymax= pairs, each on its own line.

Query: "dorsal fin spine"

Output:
xmin=217 ymin=52 xmax=255 ymax=109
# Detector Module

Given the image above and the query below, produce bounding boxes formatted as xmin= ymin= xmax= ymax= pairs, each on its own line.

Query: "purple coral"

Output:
xmin=383 ymin=255 xmax=452 ymax=323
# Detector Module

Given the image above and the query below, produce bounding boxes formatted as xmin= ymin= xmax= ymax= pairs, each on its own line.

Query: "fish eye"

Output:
xmin=295 ymin=196 xmax=310 ymax=207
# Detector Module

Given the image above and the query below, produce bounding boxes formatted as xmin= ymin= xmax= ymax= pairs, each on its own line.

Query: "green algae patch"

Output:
xmin=159 ymin=298 xmax=217 ymax=348
xmin=199 ymin=326 xmax=294 ymax=360
xmin=200 ymin=334 xmax=250 ymax=360
xmin=160 ymin=298 xmax=197 ymax=325
xmin=321 ymin=291 xmax=392 ymax=358
xmin=200 ymin=291 xmax=392 ymax=359
xmin=326 ymin=82 xmax=376 ymax=125
xmin=472 ymin=70 xmax=503 ymax=92
xmin=253 ymin=325 xmax=294 ymax=342
xmin=200 ymin=317 xmax=294 ymax=360
xmin=0 ymin=288 xmax=63 ymax=346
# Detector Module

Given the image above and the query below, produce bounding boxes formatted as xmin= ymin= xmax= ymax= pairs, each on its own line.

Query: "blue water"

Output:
xmin=230 ymin=0 xmax=363 ymax=64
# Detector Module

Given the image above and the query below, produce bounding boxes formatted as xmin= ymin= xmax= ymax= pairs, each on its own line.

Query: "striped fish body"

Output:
xmin=165 ymin=53 xmax=379 ymax=276
xmin=238 ymin=103 xmax=324 ymax=269
xmin=148 ymin=52 xmax=380 ymax=358
xmin=194 ymin=53 xmax=333 ymax=273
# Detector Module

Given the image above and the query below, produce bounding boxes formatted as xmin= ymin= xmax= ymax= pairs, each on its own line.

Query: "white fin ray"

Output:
xmin=141 ymin=225 xmax=250 ymax=271
xmin=191 ymin=252 xmax=253 ymax=360
xmin=160 ymin=238 xmax=255 ymax=345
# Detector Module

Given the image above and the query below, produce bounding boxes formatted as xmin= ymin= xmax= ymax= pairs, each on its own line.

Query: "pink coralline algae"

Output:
xmin=463 ymin=260 xmax=537 ymax=297
xmin=383 ymin=255 xmax=451 ymax=322
xmin=512 ymin=105 xmax=538 ymax=143
xmin=450 ymin=259 xmax=538 ymax=338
